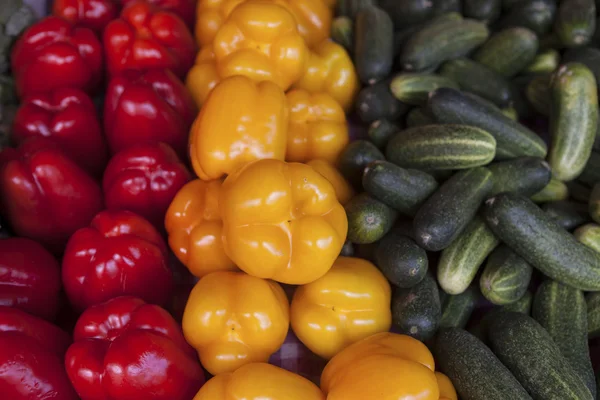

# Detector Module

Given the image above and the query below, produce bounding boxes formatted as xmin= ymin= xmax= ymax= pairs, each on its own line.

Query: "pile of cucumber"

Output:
xmin=335 ymin=0 xmax=600 ymax=398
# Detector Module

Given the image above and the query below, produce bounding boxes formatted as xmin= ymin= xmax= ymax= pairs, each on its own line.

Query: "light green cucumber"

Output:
xmin=480 ymin=245 xmax=533 ymax=305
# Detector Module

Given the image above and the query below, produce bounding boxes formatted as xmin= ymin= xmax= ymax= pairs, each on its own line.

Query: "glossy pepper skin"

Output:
xmin=189 ymin=75 xmax=288 ymax=180
xmin=321 ymin=332 xmax=441 ymax=400
xmin=12 ymin=87 xmax=108 ymax=177
xmin=120 ymin=0 xmax=197 ymax=28
xmin=11 ymin=16 xmax=103 ymax=99
xmin=291 ymin=257 xmax=391 ymax=359
xmin=0 ymin=138 xmax=104 ymax=254
xmin=53 ymin=0 xmax=119 ymax=32
xmin=165 ymin=179 xmax=237 ymax=279
xmin=65 ymin=296 xmax=205 ymax=400
xmin=104 ymin=69 xmax=197 ymax=158
xmin=193 ymin=362 xmax=325 ymax=400
xmin=0 ymin=238 xmax=62 ymax=321
xmin=306 ymin=159 xmax=355 ymax=205
xmin=103 ymin=143 xmax=191 ymax=231
xmin=182 ymin=271 xmax=289 ymax=375
xmin=436 ymin=372 xmax=458 ymax=400
xmin=185 ymin=46 xmax=220 ymax=107
xmin=286 ymin=89 xmax=349 ymax=164
xmin=220 ymin=159 xmax=347 ymax=285
xmin=293 ymin=40 xmax=359 ymax=113
xmin=62 ymin=210 xmax=174 ymax=311
xmin=103 ymin=1 xmax=196 ymax=79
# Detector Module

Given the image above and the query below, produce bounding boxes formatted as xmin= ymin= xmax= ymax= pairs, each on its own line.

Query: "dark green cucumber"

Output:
xmin=495 ymin=0 xmax=556 ymax=36
xmin=405 ymin=107 xmax=435 ymax=127
xmin=549 ymin=63 xmax=598 ymax=181
xmin=525 ymin=74 xmax=551 ymax=116
xmin=530 ymin=178 xmax=569 ymax=203
xmin=480 ymin=245 xmax=533 ymax=305
xmin=355 ymin=79 xmax=409 ymax=123
xmin=400 ymin=18 xmax=490 ymax=72
xmin=565 ymin=181 xmax=591 ymax=203
xmin=385 ymin=124 xmax=497 ymax=171
xmin=362 ymin=160 xmax=439 ymax=216
xmin=414 ymin=167 xmax=493 ymax=251
xmin=432 ymin=0 xmax=462 ymax=15
xmin=575 ymin=223 xmax=600 ymax=254
xmin=434 ymin=328 xmax=533 ymax=400
xmin=587 ymin=292 xmax=600 ymax=338
xmin=390 ymin=73 xmax=459 ymax=106
xmin=577 ymin=151 xmax=600 ymax=187
xmin=487 ymin=311 xmax=594 ymax=400
xmin=338 ymin=140 xmax=385 ymax=189
xmin=439 ymin=58 xmax=514 ymax=107
xmin=335 ymin=0 xmax=377 ymax=18
xmin=563 ymin=47 xmax=600 ymax=90
xmin=591 ymin=183 xmax=600 ymax=223
xmin=438 ymin=216 xmax=500 ymax=295
xmin=339 ymin=240 xmax=354 ymax=257
xmin=345 ymin=193 xmax=398 ymax=244
xmin=542 ymin=200 xmax=591 ymax=230
xmin=483 ymin=192 xmax=600 ymax=290
xmin=391 ymin=273 xmax=441 ymax=341
xmin=378 ymin=0 xmax=435 ymax=28
xmin=524 ymin=49 xmax=560 ymax=75
xmin=367 ymin=119 xmax=400 ymax=149
xmin=375 ymin=230 xmax=428 ymax=288
xmin=439 ymin=285 xmax=479 ymax=329
xmin=354 ymin=7 xmax=394 ymax=85
xmin=554 ymin=0 xmax=596 ymax=48
xmin=502 ymin=290 xmax=533 ymax=314
xmin=488 ymin=157 xmax=551 ymax=196
xmin=426 ymin=88 xmax=548 ymax=159
xmin=473 ymin=27 xmax=539 ymax=78
xmin=330 ymin=16 xmax=353 ymax=53
xmin=464 ymin=0 xmax=502 ymax=23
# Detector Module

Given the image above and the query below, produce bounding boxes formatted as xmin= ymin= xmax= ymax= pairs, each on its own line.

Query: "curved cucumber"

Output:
xmin=531 ymin=178 xmax=569 ymax=203
xmin=375 ymin=230 xmax=428 ymax=288
xmin=390 ymin=73 xmax=459 ymax=106
xmin=480 ymin=245 xmax=533 ymax=305
xmin=488 ymin=157 xmax=551 ymax=197
xmin=354 ymin=7 xmax=394 ymax=85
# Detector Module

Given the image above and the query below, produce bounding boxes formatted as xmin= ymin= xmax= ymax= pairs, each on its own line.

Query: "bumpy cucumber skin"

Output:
xmin=405 ymin=107 xmax=436 ymax=127
xmin=367 ymin=119 xmax=400 ymax=149
xmin=532 ymin=280 xmax=596 ymax=398
xmin=542 ymin=200 xmax=591 ymax=230
xmin=525 ymin=74 xmax=551 ymax=116
xmin=502 ymin=290 xmax=533 ymax=314
xmin=554 ymin=0 xmax=596 ymax=48
xmin=549 ymin=63 xmax=599 ymax=181
xmin=414 ymin=167 xmax=493 ymax=252
xmin=464 ymin=0 xmax=501 ymax=22
xmin=434 ymin=328 xmax=533 ymax=400
xmin=355 ymin=79 xmax=409 ymax=123
xmin=439 ymin=285 xmax=478 ymax=329
xmin=483 ymin=192 xmax=600 ymax=291
xmin=496 ymin=0 xmax=557 ymax=36
xmin=591 ymin=183 xmax=600 ymax=223
xmin=488 ymin=157 xmax=551 ymax=196
xmin=354 ymin=7 xmax=394 ymax=85
xmin=438 ymin=217 xmax=500 ymax=295
xmin=587 ymin=292 xmax=600 ymax=338
xmin=338 ymin=140 xmax=385 ymax=190
xmin=390 ymin=73 xmax=459 ymax=106
xmin=488 ymin=312 xmax=594 ymax=400
xmin=375 ymin=231 xmax=428 ymax=288
xmin=575 ymin=223 xmax=600 ymax=254
xmin=345 ymin=193 xmax=398 ymax=244
xmin=531 ymin=178 xmax=569 ymax=203
xmin=480 ymin=245 xmax=532 ymax=305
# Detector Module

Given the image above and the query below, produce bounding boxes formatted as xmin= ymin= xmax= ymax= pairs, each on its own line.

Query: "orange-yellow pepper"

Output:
xmin=185 ymin=46 xmax=220 ymax=108
xmin=290 ymin=256 xmax=391 ymax=359
xmin=286 ymin=89 xmax=349 ymax=164
xmin=292 ymin=40 xmax=359 ymax=113
xmin=306 ymin=159 xmax=355 ymax=205
xmin=165 ymin=179 xmax=237 ymax=279
xmin=193 ymin=363 xmax=325 ymax=400
xmin=322 ymin=0 xmax=335 ymax=7
xmin=436 ymin=372 xmax=458 ymax=400
xmin=189 ymin=75 xmax=288 ymax=181
xmin=182 ymin=271 xmax=290 ymax=375
xmin=220 ymin=158 xmax=348 ymax=285
xmin=321 ymin=332 xmax=441 ymax=400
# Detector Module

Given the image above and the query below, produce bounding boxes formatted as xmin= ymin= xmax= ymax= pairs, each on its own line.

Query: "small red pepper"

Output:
xmin=120 ymin=0 xmax=196 ymax=29
xmin=11 ymin=16 xmax=103 ymax=98
xmin=53 ymin=0 xmax=119 ymax=33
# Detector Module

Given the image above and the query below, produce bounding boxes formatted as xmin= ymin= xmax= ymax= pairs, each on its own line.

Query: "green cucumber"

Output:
xmin=542 ymin=200 xmax=591 ymax=230
xmin=480 ymin=245 xmax=532 ymax=305
xmin=488 ymin=157 xmax=551 ymax=196
xmin=496 ymin=0 xmax=556 ymax=36
xmin=438 ymin=217 xmax=500 ymax=295
xmin=464 ymin=0 xmax=502 ymax=23
xmin=577 ymin=151 xmax=600 ymax=187
xmin=355 ymin=79 xmax=409 ymax=123
xmin=340 ymin=240 xmax=354 ymax=257
xmin=525 ymin=74 xmax=551 ymax=116
xmin=378 ymin=0 xmax=435 ymax=28
xmin=345 ymin=193 xmax=398 ymax=244
xmin=575 ymin=223 xmax=600 ymax=254
xmin=530 ymin=178 xmax=569 ymax=203
xmin=330 ymin=16 xmax=353 ymax=53
xmin=362 ymin=160 xmax=439 ymax=216
xmin=549 ymin=63 xmax=598 ymax=181
xmin=405 ymin=107 xmax=435 ymax=127
xmin=434 ymin=328 xmax=533 ymax=400
xmin=432 ymin=0 xmax=462 ymax=15
xmin=391 ymin=273 xmax=441 ymax=341
xmin=563 ymin=47 xmax=600 ymax=90
xmin=390 ymin=73 xmax=459 ymax=106
xmin=587 ymin=292 xmax=600 ymax=338
xmin=335 ymin=0 xmax=377 ymax=18
xmin=367 ymin=119 xmax=399 ymax=149
xmin=502 ymin=290 xmax=533 ymax=314
xmin=488 ymin=311 xmax=594 ymax=400
xmin=400 ymin=18 xmax=490 ymax=72
xmin=439 ymin=285 xmax=479 ymax=329
xmin=524 ymin=49 xmax=560 ymax=75
xmin=483 ymin=192 xmax=600 ymax=291
xmin=338 ymin=140 xmax=385 ymax=190
xmin=354 ymin=7 xmax=394 ymax=85
xmin=414 ymin=167 xmax=493 ymax=251
xmin=565 ymin=181 xmax=591 ymax=203
xmin=426 ymin=88 xmax=548 ymax=159
xmin=554 ymin=0 xmax=596 ymax=48
xmin=439 ymin=58 xmax=514 ymax=107
xmin=473 ymin=27 xmax=539 ymax=78
xmin=375 ymin=230 xmax=428 ymax=288
xmin=591 ymin=183 xmax=600 ymax=222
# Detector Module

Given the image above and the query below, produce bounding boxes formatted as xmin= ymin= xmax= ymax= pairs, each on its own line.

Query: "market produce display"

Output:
xmin=5 ymin=0 xmax=600 ymax=398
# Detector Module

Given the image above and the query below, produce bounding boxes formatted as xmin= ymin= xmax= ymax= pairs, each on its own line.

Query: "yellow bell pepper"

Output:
xmin=322 ymin=0 xmax=336 ymax=7
xmin=306 ymin=159 xmax=355 ymax=205
xmin=286 ymin=89 xmax=349 ymax=164
xmin=165 ymin=179 xmax=237 ymax=279
xmin=185 ymin=46 xmax=220 ymax=108
xmin=212 ymin=0 xmax=308 ymax=91
xmin=189 ymin=75 xmax=288 ymax=181
xmin=193 ymin=363 xmax=325 ymax=400
xmin=290 ymin=256 xmax=391 ymax=359
xmin=436 ymin=372 xmax=458 ymax=400
xmin=293 ymin=40 xmax=359 ymax=113
xmin=220 ymin=158 xmax=348 ymax=285
xmin=321 ymin=332 xmax=440 ymax=400
xmin=195 ymin=0 xmax=246 ymax=47
xmin=182 ymin=271 xmax=290 ymax=375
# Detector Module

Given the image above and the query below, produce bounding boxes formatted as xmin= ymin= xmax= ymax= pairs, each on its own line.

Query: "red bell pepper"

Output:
xmin=0 ymin=238 xmax=62 ymax=321
xmin=65 ymin=296 xmax=204 ymax=400
xmin=120 ymin=0 xmax=196 ymax=29
xmin=103 ymin=69 xmax=196 ymax=158
xmin=12 ymin=87 xmax=108 ymax=178
xmin=103 ymin=1 xmax=196 ymax=79
xmin=0 ymin=307 xmax=77 ymax=400
xmin=53 ymin=0 xmax=119 ymax=33
xmin=0 ymin=138 xmax=104 ymax=255
xmin=62 ymin=209 xmax=174 ymax=311
xmin=103 ymin=142 xmax=191 ymax=231
xmin=11 ymin=16 xmax=103 ymax=99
